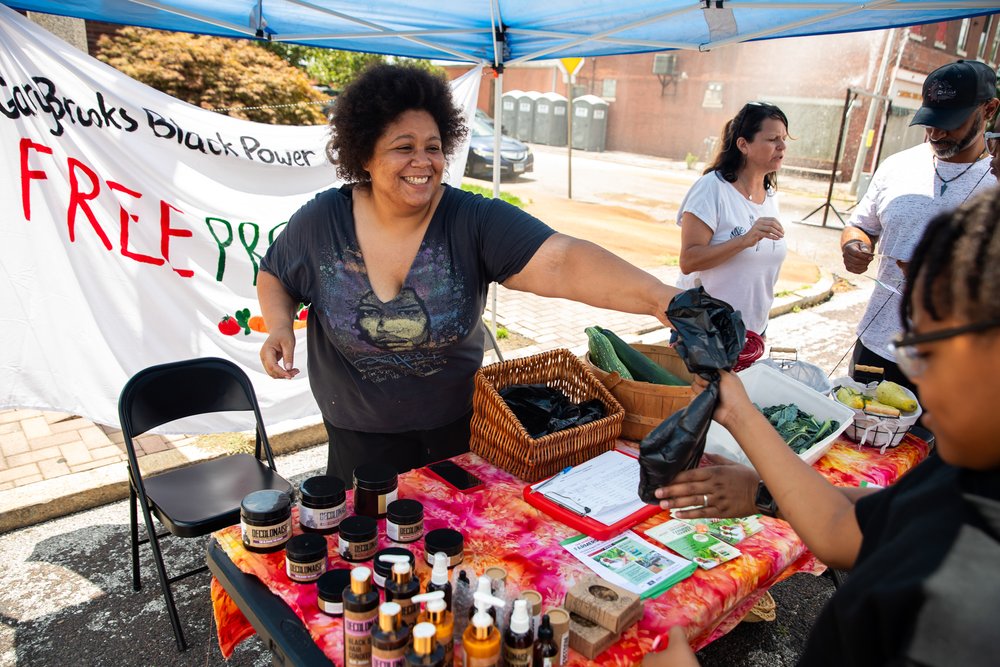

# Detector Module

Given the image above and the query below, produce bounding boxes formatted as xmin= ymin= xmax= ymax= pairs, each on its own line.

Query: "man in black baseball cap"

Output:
xmin=839 ymin=59 xmax=997 ymax=392
xmin=910 ymin=59 xmax=997 ymax=131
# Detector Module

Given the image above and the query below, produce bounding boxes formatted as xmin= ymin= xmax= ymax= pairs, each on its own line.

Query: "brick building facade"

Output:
xmin=445 ymin=14 xmax=1000 ymax=183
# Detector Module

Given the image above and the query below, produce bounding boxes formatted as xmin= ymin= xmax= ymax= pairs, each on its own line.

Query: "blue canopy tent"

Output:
xmin=6 ymin=1 xmax=998 ymax=191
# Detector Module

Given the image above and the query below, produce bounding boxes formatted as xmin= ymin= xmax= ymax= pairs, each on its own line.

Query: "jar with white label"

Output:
xmin=386 ymin=499 xmax=424 ymax=543
xmin=285 ymin=533 xmax=328 ymax=583
xmin=299 ymin=475 xmax=347 ymax=535
xmin=339 ymin=515 xmax=378 ymax=562
xmin=240 ymin=489 xmax=292 ymax=554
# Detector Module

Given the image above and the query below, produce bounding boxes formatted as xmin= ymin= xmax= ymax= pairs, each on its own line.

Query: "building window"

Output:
xmin=934 ymin=22 xmax=947 ymax=49
xmin=601 ymin=79 xmax=617 ymax=100
xmin=957 ymin=18 xmax=971 ymax=55
xmin=703 ymin=82 xmax=723 ymax=109
xmin=909 ymin=24 xmax=925 ymax=41
xmin=978 ymin=16 xmax=993 ymax=59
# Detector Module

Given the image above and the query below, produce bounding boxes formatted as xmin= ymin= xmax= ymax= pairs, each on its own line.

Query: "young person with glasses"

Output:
xmin=648 ymin=186 xmax=1000 ymax=667
xmin=675 ymin=102 xmax=790 ymax=337
xmin=840 ymin=60 xmax=998 ymax=393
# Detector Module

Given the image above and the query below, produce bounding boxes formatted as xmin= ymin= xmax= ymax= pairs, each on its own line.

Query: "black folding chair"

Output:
xmin=118 ymin=357 xmax=292 ymax=651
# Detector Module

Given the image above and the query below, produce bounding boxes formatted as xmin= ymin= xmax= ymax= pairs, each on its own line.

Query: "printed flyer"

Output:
xmin=683 ymin=516 xmax=765 ymax=545
xmin=644 ymin=520 xmax=742 ymax=570
xmin=561 ymin=530 xmax=696 ymax=598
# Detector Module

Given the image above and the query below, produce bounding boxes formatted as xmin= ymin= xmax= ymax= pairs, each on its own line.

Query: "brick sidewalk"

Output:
xmin=0 ymin=409 xmax=191 ymax=492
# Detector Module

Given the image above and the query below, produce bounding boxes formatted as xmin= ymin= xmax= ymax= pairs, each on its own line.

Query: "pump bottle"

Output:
xmin=343 ymin=566 xmax=380 ymax=667
xmin=462 ymin=591 xmax=506 ymax=667
xmin=503 ymin=599 xmax=534 ymax=667
xmin=414 ymin=591 xmax=455 ymax=667
xmin=533 ymin=614 xmax=558 ymax=667
xmin=426 ymin=552 xmax=453 ymax=608
xmin=371 ymin=601 xmax=412 ymax=667
xmin=384 ymin=557 xmax=421 ymax=627
xmin=405 ymin=621 xmax=446 ymax=667
xmin=469 ymin=575 xmax=496 ymax=622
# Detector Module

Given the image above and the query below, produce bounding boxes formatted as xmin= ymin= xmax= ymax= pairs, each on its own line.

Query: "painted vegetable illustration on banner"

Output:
xmin=218 ymin=304 xmax=310 ymax=336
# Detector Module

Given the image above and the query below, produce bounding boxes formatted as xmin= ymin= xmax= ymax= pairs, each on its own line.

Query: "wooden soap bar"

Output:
xmin=564 ymin=575 xmax=643 ymax=634
xmin=568 ymin=611 xmax=618 ymax=660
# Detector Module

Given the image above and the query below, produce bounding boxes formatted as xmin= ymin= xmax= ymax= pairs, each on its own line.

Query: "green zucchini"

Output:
xmin=599 ymin=327 xmax=688 ymax=386
xmin=585 ymin=326 xmax=632 ymax=379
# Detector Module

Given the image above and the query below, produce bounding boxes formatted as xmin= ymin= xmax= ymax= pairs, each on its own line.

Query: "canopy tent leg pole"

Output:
xmin=489 ymin=69 xmax=504 ymax=347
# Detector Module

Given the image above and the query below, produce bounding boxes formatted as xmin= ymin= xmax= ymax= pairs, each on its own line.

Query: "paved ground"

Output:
xmin=0 ymin=144 xmax=879 ymax=666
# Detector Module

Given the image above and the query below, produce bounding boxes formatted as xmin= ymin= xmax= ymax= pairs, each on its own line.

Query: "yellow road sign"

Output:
xmin=558 ymin=57 xmax=585 ymax=76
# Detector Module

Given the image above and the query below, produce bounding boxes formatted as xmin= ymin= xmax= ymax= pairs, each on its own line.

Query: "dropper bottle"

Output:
xmin=533 ymin=614 xmax=558 ymax=667
xmin=405 ymin=621 xmax=446 ymax=667
xmin=462 ymin=591 xmax=505 ymax=667
xmin=502 ymin=599 xmax=534 ymax=667
xmin=413 ymin=591 xmax=454 ymax=667
xmin=371 ymin=601 xmax=412 ymax=667
xmin=426 ymin=552 xmax=453 ymax=608
xmin=383 ymin=556 xmax=421 ymax=627
xmin=343 ymin=566 xmax=380 ymax=667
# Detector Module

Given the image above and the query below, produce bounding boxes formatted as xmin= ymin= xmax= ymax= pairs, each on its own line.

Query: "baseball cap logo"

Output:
xmin=925 ymin=79 xmax=957 ymax=105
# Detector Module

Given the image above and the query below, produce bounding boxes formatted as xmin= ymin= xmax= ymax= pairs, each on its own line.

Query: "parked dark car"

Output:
xmin=464 ymin=117 xmax=534 ymax=181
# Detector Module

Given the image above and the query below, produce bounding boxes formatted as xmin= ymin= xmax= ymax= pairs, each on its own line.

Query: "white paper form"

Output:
xmin=530 ymin=449 xmax=650 ymax=526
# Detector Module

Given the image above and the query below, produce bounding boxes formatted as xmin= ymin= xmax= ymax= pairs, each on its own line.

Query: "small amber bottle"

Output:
xmin=385 ymin=561 xmax=421 ymax=627
xmin=405 ymin=622 xmax=445 ymax=667
xmin=502 ymin=599 xmax=534 ymax=667
xmin=371 ymin=601 xmax=412 ymax=667
xmin=343 ymin=566 xmax=379 ymax=667
xmin=533 ymin=614 xmax=559 ymax=667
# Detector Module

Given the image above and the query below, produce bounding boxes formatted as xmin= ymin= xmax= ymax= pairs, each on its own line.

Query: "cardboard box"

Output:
xmin=568 ymin=611 xmax=618 ymax=660
xmin=564 ymin=575 xmax=643 ymax=635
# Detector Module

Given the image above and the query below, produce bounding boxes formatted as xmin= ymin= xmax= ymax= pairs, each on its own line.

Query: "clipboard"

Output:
xmin=522 ymin=451 xmax=662 ymax=540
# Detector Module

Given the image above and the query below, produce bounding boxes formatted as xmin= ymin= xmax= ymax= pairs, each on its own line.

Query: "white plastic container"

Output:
xmin=830 ymin=377 xmax=922 ymax=452
xmin=705 ymin=364 xmax=854 ymax=470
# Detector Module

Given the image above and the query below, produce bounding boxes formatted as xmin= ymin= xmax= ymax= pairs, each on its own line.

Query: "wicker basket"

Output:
xmin=470 ymin=348 xmax=624 ymax=482
xmin=582 ymin=344 xmax=695 ymax=441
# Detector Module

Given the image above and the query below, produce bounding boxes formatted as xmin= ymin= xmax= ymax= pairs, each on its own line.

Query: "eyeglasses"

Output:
xmin=891 ymin=318 xmax=1000 ymax=379
xmin=986 ymin=131 xmax=1000 ymax=156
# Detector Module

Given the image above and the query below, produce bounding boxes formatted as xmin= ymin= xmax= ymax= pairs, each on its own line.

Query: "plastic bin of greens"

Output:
xmin=704 ymin=363 xmax=854 ymax=470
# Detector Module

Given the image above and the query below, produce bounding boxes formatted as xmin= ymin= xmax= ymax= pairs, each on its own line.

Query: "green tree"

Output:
xmin=96 ymin=27 xmax=328 ymax=125
xmin=264 ymin=44 xmax=444 ymax=92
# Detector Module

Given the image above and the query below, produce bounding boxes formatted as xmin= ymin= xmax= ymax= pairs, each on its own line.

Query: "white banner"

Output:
xmin=0 ymin=5 xmax=482 ymax=431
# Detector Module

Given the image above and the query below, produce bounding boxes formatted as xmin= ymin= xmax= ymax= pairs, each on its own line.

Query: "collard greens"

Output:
xmin=758 ymin=404 xmax=839 ymax=454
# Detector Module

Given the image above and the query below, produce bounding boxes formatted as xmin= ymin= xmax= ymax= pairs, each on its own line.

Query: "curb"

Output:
xmin=770 ymin=271 xmax=835 ymax=318
xmin=0 ymin=421 xmax=327 ymax=534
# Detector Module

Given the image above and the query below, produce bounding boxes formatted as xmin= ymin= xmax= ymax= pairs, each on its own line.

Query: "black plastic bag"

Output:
xmin=638 ymin=287 xmax=746 ymax=502
xmin=499 ymin=384 xmax=606 ymax=439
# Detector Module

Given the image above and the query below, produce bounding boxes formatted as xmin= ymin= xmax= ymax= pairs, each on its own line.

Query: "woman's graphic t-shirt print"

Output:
xmin=319 ymin=236 xmax=473 ymax=384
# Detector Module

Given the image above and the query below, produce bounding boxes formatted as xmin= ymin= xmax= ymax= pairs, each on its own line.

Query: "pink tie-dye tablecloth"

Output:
xmin=212 ymin=433 xmax=929 ymax=664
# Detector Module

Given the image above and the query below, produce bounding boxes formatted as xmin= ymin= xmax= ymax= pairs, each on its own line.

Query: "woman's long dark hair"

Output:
xmin=705 ymin=102 xmax=789 ymax=191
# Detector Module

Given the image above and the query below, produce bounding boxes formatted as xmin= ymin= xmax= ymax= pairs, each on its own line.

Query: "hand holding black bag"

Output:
xmin=638 ymin=287 xmax=746 ymax=503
